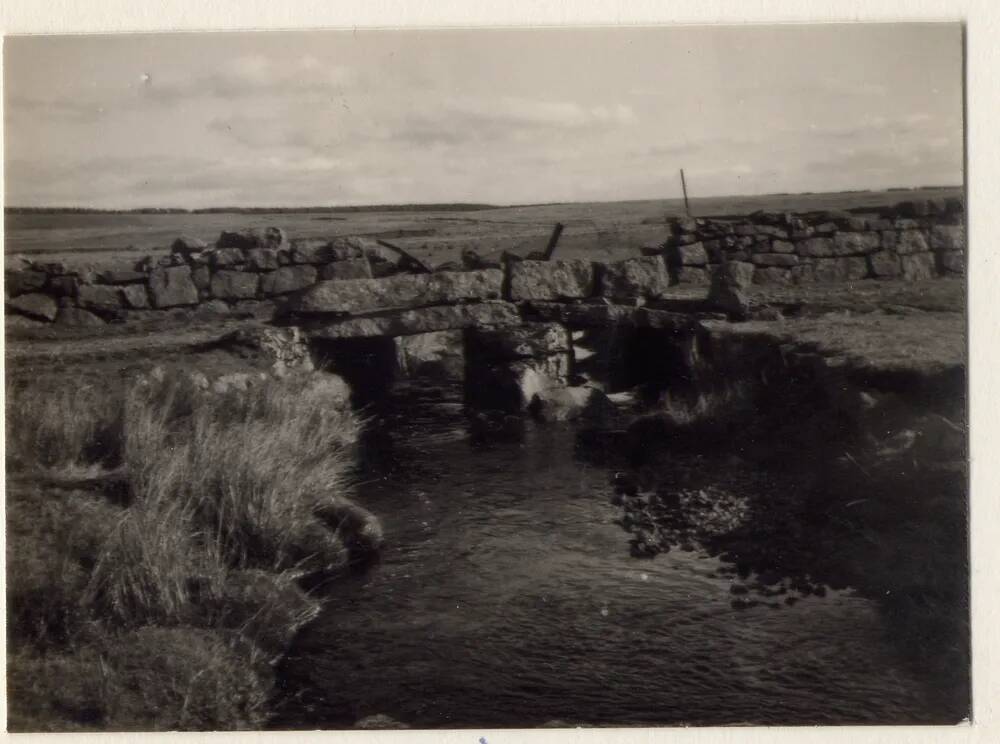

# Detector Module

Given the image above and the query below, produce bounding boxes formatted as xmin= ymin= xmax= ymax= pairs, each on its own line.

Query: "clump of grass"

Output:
xmin=123 ymin=371 xmax=364 ymax=572
xmin=5 ymin=378 xmax=126 ymax=473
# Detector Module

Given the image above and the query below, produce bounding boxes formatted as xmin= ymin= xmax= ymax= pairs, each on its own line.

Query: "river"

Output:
xmin=275 ymin=382 xmax=965 ymax=729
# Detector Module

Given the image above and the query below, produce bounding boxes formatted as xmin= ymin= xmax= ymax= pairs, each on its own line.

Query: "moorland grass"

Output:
xmin=6 ymin=367 xmax=370 ymax=731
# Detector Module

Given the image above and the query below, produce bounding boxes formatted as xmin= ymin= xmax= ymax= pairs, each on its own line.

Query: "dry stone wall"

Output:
xmin=4 ymin=198 xmax=964 ymax=328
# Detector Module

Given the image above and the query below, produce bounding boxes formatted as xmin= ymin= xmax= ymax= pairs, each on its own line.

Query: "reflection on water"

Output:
xmin=275 ymin=383 xmax=966 ymax=729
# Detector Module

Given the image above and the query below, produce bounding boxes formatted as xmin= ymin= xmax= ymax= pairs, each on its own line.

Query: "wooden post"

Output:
xmin=375 ymin=239 xmax=433 ymax=274
xmin=680 ymin=168 xmax=691 ymax=217
xmin=543 ymin=222 xmax=565 ymax=261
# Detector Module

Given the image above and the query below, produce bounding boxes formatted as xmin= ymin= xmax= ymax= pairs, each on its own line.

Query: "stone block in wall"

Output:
xmin=217 ymin=227 xmax=286 ymax=251
xmin=54 ymin=306 xmax=105 ymax=326
xmin=834 ymin=216 xmax=868 ymax=232
xmin=7 ymin=292 xmax=58 ymax=322
xmin=880 ymin=231 xmax=897 ymax=252
xmin=868 ymin=251 xmax=902 ymax=278
xmin=752 ymin=267 xmax=793 ymax=285
xmin=720 ymin=261 xmax=755 ymax=288
xmin=865 ymin=217 xmax=894 ymax=231
xmin=211 ymin=270 xmax=260 ymax=300
xmin=601 ymin=256 xmax=670 ymax=300
xmin=191 ymin=265 xmax=211 ymax=291
xmin=940 ymin=252 xmax=965 ymax=275
xmin=900 ymin=252 xmax=936 ymax=281
xmin=77 ymin=284 xmax=123 ymax=313
xmin=6 ymin=270 xmax=48 ymax=296
xmin=675 ymin=267 xmax=710 ymax=284
xmin=294 ymin=269 xmax=503 ymax=315
xmin=466 ymin=323 xmax=570 ymax=360
xmin=210 ymin=247 xmax=246 ymax=267
xmin=896 ymin=230 xmax=930 ymax=255
xmin=668 ymin=242 xmax=708 ymax=266
xmin=770 ymin=240 xmax=795 ymax=254
xmin=121 ymin=284 xmax=150 ymax=309
xmin=289 ymin=239 xmax=333 ymax=264
xmin=246 ymin=247 xmax=280 ymax=271
xmin=791 ymin=228 xmax=815 ymax=240
xmin=930 ymin=225 xmax=965 ymax=252
xmin=171 ymin=235 xmax=209 ymax=256
xmin=674 ymin=216 xmax=699 ymax=234
xmin=792 ymin=257 xmax=868 ymax=283
xmin=733 ymin=223 xmax=756 ymax=237
xmin=894 ymin=218 xmax=921 ymax=230
xmin=751 ymin=253 xmax=799 ymax=268
xmin=813 ymin=222 xmax=838 ymax=236
xmin=320 ymin=257 xmax=373 ymax=281
xmin=47 ymin=275 xmax=78 ymax=298
xmin=260 ymin=265 xmax=318 ymax=295
xmin=149 ymin=265 xmax=199 ymax=308
xmin=508 ymin=259 xmax=595 ymax=301
xmin=755 ymin=225 xmax=789 ymax=239
xmin=307 ymin=301 xmax=521 ymax=339
xmin=832 ymin=231 xmax=881 ymax=256
xmin=798 ymin=237 xmax=836 ymax=258
xmin=97 ymin=268 xmax=147 ymax=285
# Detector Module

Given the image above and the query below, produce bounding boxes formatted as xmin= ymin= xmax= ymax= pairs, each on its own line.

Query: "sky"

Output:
xmin=3 ymin=23 xmax=964 ymax=209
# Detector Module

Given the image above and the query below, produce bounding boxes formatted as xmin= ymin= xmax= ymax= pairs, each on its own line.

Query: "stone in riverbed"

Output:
xmin=466 ymin=323 xmax=570 ymax=360
xmin=466 ymin=354 xmax=572 ymax=411
xmin=601 ymin=256 xmax=671 ymax=300
xmin=292 ymin=269 xmax=503 ymax=315
xmin=211 ymin=270 xmax=260 ymax=300
xmin=7 ymin=292 xmax=58 ymax=321
xmin=259 ymin=265 xmax=317 ymax=296
xmin=148 ymin=265 xmax=200 ymax=308
xmin=507 ymin=259 xmax=596 ymax=301
xmin=306 ymin=301 xmax=521 ymax=339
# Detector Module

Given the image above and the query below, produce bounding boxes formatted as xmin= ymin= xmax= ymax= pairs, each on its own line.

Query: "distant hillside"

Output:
xmin=4 ymin=203 xmax=501 ymax=216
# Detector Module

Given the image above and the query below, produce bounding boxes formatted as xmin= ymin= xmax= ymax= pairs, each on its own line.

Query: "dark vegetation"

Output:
xmin=5 ymin=369 xmax=372 ymax=731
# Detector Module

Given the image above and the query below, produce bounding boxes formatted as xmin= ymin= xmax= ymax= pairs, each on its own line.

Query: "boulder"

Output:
xmin=96 ymin=268 xmax=147 ymax=285
xmin=895 ymin=230 xmax=930 ymax=256
xmin=832 ymin=231 xmax=882 ymax=256
xmin=211 ymin=270 xmax=260 ymax=300
xmin=675 ymin=267 xmax=709 ymax=284
xmin=529 ymin=385 xmax=615 ymax=423
xmin=171 ymin=235 xmax=209 ymax=256
xmin=792 ymin=257 xmax=869 ymax=283
xmin=121 ymin=284 xmax=151 ymax=309
xmin=292 ymin=269 xmax=503 ymax=315
xmin=319 ymin=257 xmax=373 ymax=281
xmin=54 ymin=306 xmax=105 ymax=326
xmin=307 ymin=302 xmax=520 ymax=339
xmin=77 ymin=284 xmax=123 ymax=313
xmin=8 ymin=292 xmax=58 ymax=321
xmin=245 ymin=247 xmax=280 ymax=271
xmin=900 ymin=252 xmax=936 ymax=281
xmin=209 ymin=247 xmax=246 ymax=267
xmin=6 ymin=270 xmax=47 ymax=296
xmin=868 ymin=251 xmax=902 ymax=278
xmin=466 ymin=323 xmax=570 ymax=360
xmin=395 ymin=330 xmax=465 ymax=380
xmin=752 ymin=267 xmax=793 ymax=285
xmin=668 ymin=242 xmax=709 ymax=266
xmin=259 ymin=265 xmax=317 ymax=296
xmin=930 ymin=225 xmax=965 ymax=252
xmin=797 ymin=237 xmax=836 ymax=257
xmin=751 ymin=253 xmax=799 ymax=267
xmin=601 ymin=256 xmax=670 ymax=300
xmin=507 ymin=259 xmax=596 ymax=301
xmin=148 ymin=265 xmax=200 ymax=308
xmin=217 ymin=227 xmax=286 ymax=251
xmin=940 ymin=251 xmax=965 ymax=274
